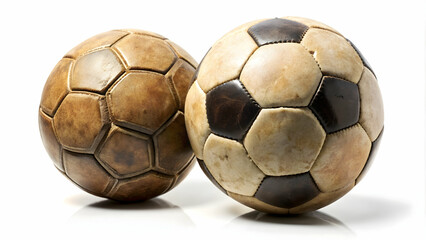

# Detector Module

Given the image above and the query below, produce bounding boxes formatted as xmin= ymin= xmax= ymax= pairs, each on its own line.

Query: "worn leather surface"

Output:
xmin=39 ymin=30 xmax=197 ymax=201
xmin=206 ymin=80 xmax=260 ymax=141
xmin=309 ymin=76 xmax=360 ymax=134
xmin=186 ymin=16 xmax=384 ymax=214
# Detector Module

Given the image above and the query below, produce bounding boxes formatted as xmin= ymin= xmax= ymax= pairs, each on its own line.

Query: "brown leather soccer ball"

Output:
xmin=185 ymin=17 xmax=384 ymax=214
xmin=39 ymin=29 xmax=197 ymax=201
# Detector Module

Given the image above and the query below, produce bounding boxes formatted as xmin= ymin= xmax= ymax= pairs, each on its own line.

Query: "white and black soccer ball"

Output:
xmin=185 ymin=17 xmax=384 ymax=214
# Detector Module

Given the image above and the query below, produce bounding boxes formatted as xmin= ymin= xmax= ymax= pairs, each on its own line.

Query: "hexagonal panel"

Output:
xmin=97 ymin=126 xmax=153 ymax=178
xmin=240 ymin=43 xmax=322 ymax=108
xmin=196 ymin=28 xmax=258 ymax=92
xmin=247 ymin=18 xmax=309 ymax=46
xmin=53 ymin=92 xmax=109 ymax=153
xmin=309 ymin=76 xmax=360 ymax=134
xmin=71 ymin=48 xmax=124 ymax=94
xmin=206 ymin=79 xmax=260 ymax=141
xmin=203 ymin=134 xmax=265 ymax=196
xmin=197 ymin=158 xmax=227 ymax=194
xmin=301 ymin=28 xmax=363 ymax=83
xmin=65 ymin=30 xmax=129 ymax=59
xmin=165 ymin=59 xmax=196 ymax=110
xmin=254 ymin=173 xmax=320 ymax=209
xmin=63 ymin=150 xmax=114 ymax=197
xmin=154 ymin=112 xmax=193 ymax=174
xmin=356 ymin=128 xmax=383 ymax=184
xmin=184 ymin=82 xmax=210 ymax=159
xmin=108 ymin=172 xmax=174 ymax=202
xmin=358 ymin=68 xmax=384 ymax=141
xmin=113 ymin=34 xmax=177 ymax=73
xmin=107 ymin=72 xmax=177 ymax=134
xmin=310 ymin=124 xmax=371 ymax=192
xmin=39 ymin=108 xmax=63 ymax=171
xmin=40 ymin=58 xmax=73 ymax=116
xmin=228 ymin=191 xmax=289 ymax=214
xmin=244 ymin=108 xmax=326 ymax=176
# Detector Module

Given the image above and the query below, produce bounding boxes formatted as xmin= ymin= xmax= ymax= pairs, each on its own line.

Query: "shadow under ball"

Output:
xmin=185 ymin=17 xmax=384 ymax=214
xmin=39 ymin=29 xmax=198 ymax=201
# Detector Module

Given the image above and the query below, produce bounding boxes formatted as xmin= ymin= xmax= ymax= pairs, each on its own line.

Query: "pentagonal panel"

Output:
xmin=107 ymin=72 xmax=177 ymax=134
xmin=71 ymin=49 xmax=124 ymax=93
xmin=228 ymin=192 xmax=289 ymax=214
xmin=166 ymin=40 xmax=198 ymax=68
xmin=347 ymin=40 xmax=375 ymax=76
xmin=247 ymin=18 xmax=308 ymax=46
xmin=65 ymin=30 xmax=129 ymax=59
xmin=309 ymin=76 xmax=360 ymax=134
xmin=206 ymin=80 xmax=260 ymax=141
xmin=358 ymin=68 xmax=384 ymax=141
xmin=203 ymin=134 xmax=265 ymax=196
xmin=240 ymin=43 xmax=322 ymax=108
xmin=289 ymin=182 xmax=354 ymax=214
xmin=53 ymin=93 xmax=109 ymax=153
xmin=184 ymin=82 xmax=210 ymax=159
xmin=40 ymin=58 xmax=73 ymax=116
xmin=97 ymin=126 xmax=153 ymax=178
xmin=284 ymin=16 xmax=341 ymax=35
xmin=63 ymin=150 xmax=114 ymax=196
xmin=310 ymin=124 xmax=371 ymax=192
xmin=356 ymin=128 xmax=383 ymax=184
xmin=39 ymin=108 xmax=63 ymax=171
xmin=108 ymin=172 xmax=174 ymax=201
xmin=196 ymin=29 xmax=258 ymax=92
xmin=254 ymin=173 xmax=320 ymax=209
xmin=197 ymin=159 xmax=227 ymax=194
xmin=165 ymin=59 xmax=196 ymax=110
xmin=113 ymin=34 xmax=177 ymax=73
xmin=301 ymin=28 xmax=363 ymax=83
xmin=244 ymin=108 xmax=326 ymax=176
xmin=154 ymin=112 xmax=193 ymax=174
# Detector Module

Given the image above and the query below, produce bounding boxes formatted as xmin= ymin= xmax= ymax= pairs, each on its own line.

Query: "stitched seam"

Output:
xmin=165 ymin=65 xmax=181 ymax=109
xmin=109 ymin=32 xmax=131 ymax=47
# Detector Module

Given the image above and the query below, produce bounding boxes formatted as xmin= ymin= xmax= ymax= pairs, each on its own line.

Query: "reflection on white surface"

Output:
xmin=223 ymin=194 xmax=411 ymax=238
xmin=61 ymin=177 xmax=414 ymax=239
xmin=68 ymin=198 xmax=194 ymax=237
xmin=161 ymin=180 xmax=228 ymax=207
xmin=228 ymin=210 xmax=355 ymax=238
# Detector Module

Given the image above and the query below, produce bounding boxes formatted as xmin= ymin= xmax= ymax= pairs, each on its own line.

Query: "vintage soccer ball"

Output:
xmin=185 ymin=17 xmax=384 ymax=214
xmin=39 ymin=29 xmax=197 ymax=201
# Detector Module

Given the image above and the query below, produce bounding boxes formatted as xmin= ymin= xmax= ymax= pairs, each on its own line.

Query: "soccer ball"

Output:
xmin=39 ymin=29 xmax=197 ymax=201
xmin=185 ymin=17 xmax=384 ymax=214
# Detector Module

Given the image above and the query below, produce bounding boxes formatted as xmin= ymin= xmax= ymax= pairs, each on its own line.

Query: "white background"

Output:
xmin=0 ymin=0 xmax=425 ymax=239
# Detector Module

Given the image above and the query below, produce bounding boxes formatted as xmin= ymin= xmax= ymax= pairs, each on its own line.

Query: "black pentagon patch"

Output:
xmin=197 ymin=158 xmax=227 ymax=194
xmin=248 ymin=18 xmax=309 ymax=46
xmin=356 ymin=128 xmax=383 ymax=184
xmin=254 ymin=173 xmax=320 ymax=209
xmin=309 ymin=76 xmax=360 ymax=134
xmin=347 ymin=40 xmax=375 ymax=77
xmin=206 ymin=79 xmax=260 ymax=141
